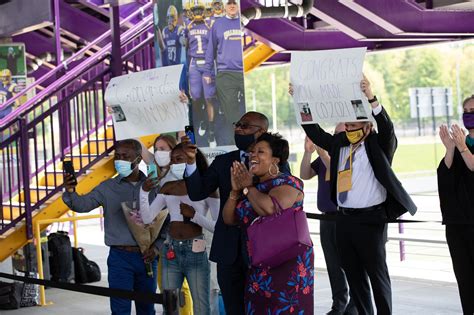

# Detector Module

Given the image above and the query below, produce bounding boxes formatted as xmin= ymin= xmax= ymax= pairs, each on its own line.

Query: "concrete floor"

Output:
xmin=0 ymin=175 xmax=464 ymax=314
xmin=0 ymin=242 xmax=463 ymax=315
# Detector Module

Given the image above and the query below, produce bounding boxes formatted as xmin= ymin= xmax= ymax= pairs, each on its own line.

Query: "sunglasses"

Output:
xmin=232 ymin=121 xmax=261 ymax=130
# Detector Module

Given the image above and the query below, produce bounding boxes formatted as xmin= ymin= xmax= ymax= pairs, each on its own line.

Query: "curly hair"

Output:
xmin=255 ymin=132 xmax=289 ymax=165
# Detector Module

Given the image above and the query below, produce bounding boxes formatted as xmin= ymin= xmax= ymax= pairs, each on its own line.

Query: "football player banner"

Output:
xmin=104 ymin=65 xmax=188 ymax=140
xmin=153 ymin=0 xmax=246 ymax=151
xmin=290 ymin=47 xmax=372 ymax=124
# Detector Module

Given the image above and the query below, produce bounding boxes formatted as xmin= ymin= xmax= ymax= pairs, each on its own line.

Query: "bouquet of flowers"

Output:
xmin=121 ymin=201 xmax=168 ymax=277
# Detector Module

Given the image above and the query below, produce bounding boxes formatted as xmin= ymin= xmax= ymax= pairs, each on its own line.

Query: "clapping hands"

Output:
xmin=230 ymin=161 xmax=253 ymax=191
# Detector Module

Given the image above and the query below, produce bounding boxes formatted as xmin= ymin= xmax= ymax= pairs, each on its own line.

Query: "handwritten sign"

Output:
xmin=104 ymin=65 xmax=188 ymax=140
xmin=290 ymin=48 xmax=372 ymax=124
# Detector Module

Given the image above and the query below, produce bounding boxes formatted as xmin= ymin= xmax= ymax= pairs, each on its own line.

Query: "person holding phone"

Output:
xmin=62 ymin=139 xmax=161 ymax=315
xmin=140 ymin=143 xmax=219 ymax=314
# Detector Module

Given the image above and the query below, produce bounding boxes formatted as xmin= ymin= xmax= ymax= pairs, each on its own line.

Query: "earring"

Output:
xmin=268 ymin=163 xmax=279 ymax=176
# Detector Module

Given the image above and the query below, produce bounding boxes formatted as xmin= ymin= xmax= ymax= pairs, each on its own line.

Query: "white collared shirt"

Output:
xmin=337 ymin=104 xmax=387 ymax=207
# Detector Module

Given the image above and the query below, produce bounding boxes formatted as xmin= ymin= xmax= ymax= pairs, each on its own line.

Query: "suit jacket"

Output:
xmin=185 ymin=150 xmax=242 ymax=265
xmin=302 ymin=107 xmax=417 ymax=219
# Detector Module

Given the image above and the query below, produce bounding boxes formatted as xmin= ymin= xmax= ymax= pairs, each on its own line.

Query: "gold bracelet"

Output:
xmin=460 ymin=147 xmax=469 ymax=154
xmin=229 ymin=192 xmax=240 ymax=200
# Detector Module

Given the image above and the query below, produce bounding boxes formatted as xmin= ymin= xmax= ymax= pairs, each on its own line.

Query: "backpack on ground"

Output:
xmin=0 ymin=281 xmax=22 ymax=310
xmin=72 ymin=247 xmax=101 ymax=284
xmin=47 ymin=231 xmax=73 ymax=282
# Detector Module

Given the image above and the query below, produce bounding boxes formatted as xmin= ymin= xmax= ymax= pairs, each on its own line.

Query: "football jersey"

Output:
xmin=186 ymin=21 xmax=211 ymax=59
xmin=162 ymin=25 xmax=184 ymax=66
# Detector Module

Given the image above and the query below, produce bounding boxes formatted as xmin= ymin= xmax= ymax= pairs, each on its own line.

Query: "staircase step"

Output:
xmin=1 ymin=205 xmax=21 ymax=221
xmin=16 ymin=189 xmax=50 ymax=204
xmin=81 ymin=139 xmax=114 ymax=155
xmin=38 ymin=171 xmax=64 ymax=187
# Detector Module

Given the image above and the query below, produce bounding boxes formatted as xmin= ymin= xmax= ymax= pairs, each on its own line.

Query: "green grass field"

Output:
xmin=289 ymin=143 xmax=446 ymax=177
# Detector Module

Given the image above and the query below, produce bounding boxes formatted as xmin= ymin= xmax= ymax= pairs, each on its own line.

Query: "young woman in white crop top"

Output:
xmin=140 ymin=143 xmax=219 ymax=314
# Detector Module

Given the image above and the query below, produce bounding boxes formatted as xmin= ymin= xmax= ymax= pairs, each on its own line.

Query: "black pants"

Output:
xmin=216 ymin=250 xmax=247 ymax=315
xmin=216 ymin=71 xmax=245 ymax=127
xmin=336 ymin=211 xmax=392 ymax=315
xmin=320 ymin=218 xmax=357 ymax=314
xmin=446 ymin=224 xmax=474 ymax=315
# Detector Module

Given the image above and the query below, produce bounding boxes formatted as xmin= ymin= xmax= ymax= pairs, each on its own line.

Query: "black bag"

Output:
xmin=48 ymin=231 xmax=73 ymax=282
xmin=72 ymin=247 xmax=101 ymax=284
xmin=0 ymin=282 xmax=22 ymax=310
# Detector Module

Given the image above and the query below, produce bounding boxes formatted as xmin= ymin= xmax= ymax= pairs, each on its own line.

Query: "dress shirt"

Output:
xmin=62 ymin=172 xmax=159 ymax=247
xmin=337 ymin=104 xmax=387 ymax=208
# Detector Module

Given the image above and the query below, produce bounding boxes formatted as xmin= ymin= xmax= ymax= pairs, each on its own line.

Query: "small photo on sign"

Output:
xmin=299 ymin=102 xmax=313 ymax=122
xmin=111 ymin=105 xmax=127 ymax=122
xmin=351 ymin=100 xmax=368 ymax=120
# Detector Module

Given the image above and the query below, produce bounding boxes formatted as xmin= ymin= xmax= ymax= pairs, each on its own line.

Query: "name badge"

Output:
xmin=192 ymin=239 xmax=206 ymax=253
xmin=337 ymin=169 xmax=352 ymax=193
xmin=196 ymin=59 xmax=206 ymax=66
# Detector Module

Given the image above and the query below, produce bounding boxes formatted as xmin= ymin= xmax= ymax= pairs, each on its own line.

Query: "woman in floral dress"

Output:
xmin=223 ymin=132 xmax=314 ymax=314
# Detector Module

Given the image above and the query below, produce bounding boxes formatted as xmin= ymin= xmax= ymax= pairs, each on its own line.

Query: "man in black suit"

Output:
xmin=302 ymin=77 xmax=417 ymax=315
xmin=182 ymin=111 xmax=269 ymax=315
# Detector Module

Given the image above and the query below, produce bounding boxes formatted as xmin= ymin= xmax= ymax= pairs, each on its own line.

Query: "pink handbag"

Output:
xmin=247 ymin=196 xmax=312 ymax=268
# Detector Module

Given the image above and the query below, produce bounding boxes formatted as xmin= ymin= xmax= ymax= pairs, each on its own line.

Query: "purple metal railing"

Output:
xmin=0 ymin=15 xmax=155 ymax=237
xmin=0 ymin=1 xmax=153 ymax=117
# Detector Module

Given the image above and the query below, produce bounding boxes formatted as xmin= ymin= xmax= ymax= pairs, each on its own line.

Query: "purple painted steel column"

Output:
xmin=110 ymin=5 xmax=123 ymax=77
xmin=19 ymin=117 xmax=33 ymax=240
xmin=52 ymin=0 xmax=71 ymax=155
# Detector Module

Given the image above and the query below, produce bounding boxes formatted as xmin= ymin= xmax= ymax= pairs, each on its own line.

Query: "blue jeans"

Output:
xmin=161 ymin=236 xmax=210 ymax=314
xmin=107 ymin=247 xmax=158 ymax=315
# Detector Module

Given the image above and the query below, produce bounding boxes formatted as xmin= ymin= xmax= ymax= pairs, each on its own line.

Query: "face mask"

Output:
xmin=466 ymin=135 xmax=474 ymax=148
xmin=345 ymin=127 xmax=365 ymax=144
xmin=154 ymin=150 xmax=171 ymax=167
xmin=169 ymin=163 xmax=186 ymax=179
xmin=114 ymin=160 xmax=136 ymax=178
xmin=234 ymin=133 xmax=256 ymax=151
xmin=462 ymin=112 xmax=474 ymax=130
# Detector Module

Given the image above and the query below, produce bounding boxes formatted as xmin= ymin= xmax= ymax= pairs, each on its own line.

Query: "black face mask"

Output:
xmin=234 ymin=133 xmax=256 ymax=151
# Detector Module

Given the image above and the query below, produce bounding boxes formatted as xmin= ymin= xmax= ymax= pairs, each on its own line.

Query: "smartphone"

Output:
xmin=63 ymin=160 xmax=77 ymax=185
xmin=147 ymin=163 xmax=158 ymax=179
xmin=185 ymin=125 xmax=196 ymax=144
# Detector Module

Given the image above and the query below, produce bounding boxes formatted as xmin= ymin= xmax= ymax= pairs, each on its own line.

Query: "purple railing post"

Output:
xmin=52 ymin=0 xmax=70 ymax=155
xmin=399 ymin=222 xmax=405 ymax=261
xmin=19 ymin=117 xmax=33 ymax=240
xmin=110 ymin=4 xmax=123 ymax=77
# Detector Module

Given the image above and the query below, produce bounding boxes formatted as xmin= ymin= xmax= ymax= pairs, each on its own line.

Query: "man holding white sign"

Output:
xmin=292 ymin=71 xmax=417 ymax=314
xmin=104 ymin=64 xmax=189 ymax=140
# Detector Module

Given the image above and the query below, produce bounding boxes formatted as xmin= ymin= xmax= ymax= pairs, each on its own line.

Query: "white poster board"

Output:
xmin=104 ymin=64 xmax=188 ymax=140
xmin=290 ymin=47 xmax=372 ymax=124
xmin=409 ymin=87 xmax=453 ymax=119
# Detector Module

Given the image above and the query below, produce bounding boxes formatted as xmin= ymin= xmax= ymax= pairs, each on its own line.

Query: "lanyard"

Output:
xmin=342 ymin=144 xmax=361 ymax=172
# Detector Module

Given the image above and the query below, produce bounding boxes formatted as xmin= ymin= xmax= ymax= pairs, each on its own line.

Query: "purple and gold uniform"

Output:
xmin=187 ymin=20 xmax=215 ymax=100
xmin=162 ymin=25 xmax=184 ymax=66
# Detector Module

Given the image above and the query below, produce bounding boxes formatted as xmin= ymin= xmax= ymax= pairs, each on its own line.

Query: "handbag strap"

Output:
xmin=270 ymin=196 xmax=284 ymax=214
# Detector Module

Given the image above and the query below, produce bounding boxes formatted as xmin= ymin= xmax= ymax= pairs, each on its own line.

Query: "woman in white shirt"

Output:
xmin=140 ymin=143 xmax=219 ymax=314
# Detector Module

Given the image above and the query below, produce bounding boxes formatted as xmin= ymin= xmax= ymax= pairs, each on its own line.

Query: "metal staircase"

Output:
xmin=0 ymin=2 xmax=157 ymax=261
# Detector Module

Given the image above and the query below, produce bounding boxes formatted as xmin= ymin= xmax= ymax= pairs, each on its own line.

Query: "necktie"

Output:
xmin=338 ymin=146 xmax=357 ymax=204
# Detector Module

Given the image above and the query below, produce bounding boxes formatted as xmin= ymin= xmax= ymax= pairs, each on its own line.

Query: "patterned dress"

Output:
xmin=236 ymin=174 xmax=314 ymax=315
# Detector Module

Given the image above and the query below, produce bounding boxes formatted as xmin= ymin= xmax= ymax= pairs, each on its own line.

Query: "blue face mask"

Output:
xmin=114 ymin=159 xmax=136 ymax=178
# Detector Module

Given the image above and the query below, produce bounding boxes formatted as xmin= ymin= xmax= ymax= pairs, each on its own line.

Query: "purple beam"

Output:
xmin=110 ymin=5 xmax=122 ymax=77
xmin=355 ymin=0 xmax=474 ymax=34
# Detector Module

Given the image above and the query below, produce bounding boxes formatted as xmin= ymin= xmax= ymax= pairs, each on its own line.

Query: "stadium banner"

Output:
xmin=153 ymin=0 xmax=246 ymax=158
xmin=0 ymin=43 xmax=27 ymax=118
xmin=104 ymin=65 xmax=188 ymax=141
xmin=290 ymin=47 xmax=373 ymax=125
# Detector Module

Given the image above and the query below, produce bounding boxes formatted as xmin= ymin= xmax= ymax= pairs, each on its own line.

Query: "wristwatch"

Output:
xmin=368 ymin=95 xmax=378 ymax=103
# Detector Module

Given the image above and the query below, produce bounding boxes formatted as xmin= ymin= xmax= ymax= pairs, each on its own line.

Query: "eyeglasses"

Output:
xmin=232 ymin=121 xmax=261 ymax=130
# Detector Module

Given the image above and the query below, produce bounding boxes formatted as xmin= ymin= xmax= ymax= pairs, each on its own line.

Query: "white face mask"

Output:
xmin=154 ymin=150 xmax=171 ymax=167
xmin=169 ymin=163 xmax=186 ymax=179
